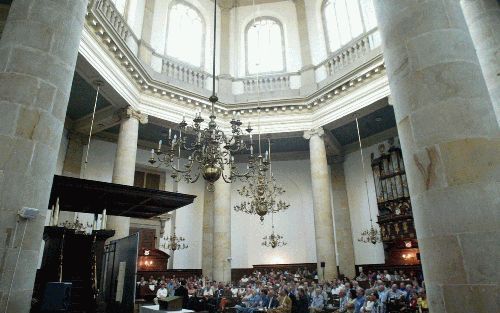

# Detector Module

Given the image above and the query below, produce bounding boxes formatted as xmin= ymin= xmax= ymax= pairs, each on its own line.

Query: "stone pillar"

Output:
xmin=0 ymin=1 xmax=88 ymax=312
xmin=330 ymin=161 xmax=356 ymax=278
xmin=373 ymin=1 xmax=499 ymax=312
xmin=0 ymin=3 xmax=10 ymax=38
xmin=138 ymin=0 xmax=154 ymax=65
xmin=202 ymin=181 xmax=215 ymax=279
xmin=212 ymin=166 xmax=231 ymax=282
xmin=107 ymin=107 xmax=147 ymax=240
xmin=62 ymin=131 xmax=84 ymax=178
xmin=304 ymin=128 xmax=338 ymax=281
xmin=294 ymin=0 xmax=317 ymax=95
xmin=460 ymin=0 xmax=500 ymax=124
xmin=167 ymin=180 xmax=178 ymax=269
xmin=217 ymin=1 xmax=234 ymax=102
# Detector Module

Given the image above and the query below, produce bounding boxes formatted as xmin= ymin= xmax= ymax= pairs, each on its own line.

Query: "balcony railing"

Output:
xmin=162 ymin=57 xmax=209 ymax=89
xmin=316 ymin=28 xmax=381 ymax=79
xmin=93 ymin=0 xmax=131 ymax=42
xmin=240 ymin=74 xmax=294 ymax=93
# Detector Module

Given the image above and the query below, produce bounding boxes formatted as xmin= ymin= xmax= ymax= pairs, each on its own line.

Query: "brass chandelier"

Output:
xmin=149 ymin=0 xmax=254 ymax=191
xmin=262 ymin=211 xmax=287 ymax=249
xmin=161 ymin=231 xmax=189 ymax=251
xmin=354 ymin=115 xmax=382 ymax=245
xmin=234 ymin=138 xmax=289 ymax=221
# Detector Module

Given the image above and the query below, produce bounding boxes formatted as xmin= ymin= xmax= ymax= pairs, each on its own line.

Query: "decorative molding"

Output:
xmin=303 ymin=127 xmax=325 ymax=140
xmin=119 ymin=106 xmax=148 ymax=124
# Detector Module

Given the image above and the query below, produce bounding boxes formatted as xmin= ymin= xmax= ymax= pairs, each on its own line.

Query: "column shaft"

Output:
xmin=201 ymin=182 xmax=215 ymax=279
xmin=108 ymin=107 xmax=147 ymax=240
xmin=212 ymin=167 xmax=231 ymax=282
xmin=330 ymin=162 xmax=356 ymax=278
xmin=460 ymin=0 xmax=500 ymax=124
xmin=373 ymin=1 xmax=499 ymax=312
xmin=62 ymin=132 xmax=84 ymax=178
xmin=305 ymin=129 xmax=338 ymax=281
xmin=217 ymin=5 xmax=233 ymax=101
xmin=0 ymin=1 xmax=88 ymax=312
xmin=294 ymin=0 xmax=317 ymax=95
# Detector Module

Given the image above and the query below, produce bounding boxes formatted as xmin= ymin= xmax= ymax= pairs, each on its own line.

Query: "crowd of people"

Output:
xmin=136 ymin=268 xmax=428 ymax=313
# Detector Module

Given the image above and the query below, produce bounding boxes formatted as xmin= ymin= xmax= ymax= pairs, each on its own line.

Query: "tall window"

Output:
xmin=323 ymin=0 xmax=377 ymax=52
xmin=166 ymin=2 xmax=204 ymax=67
xmin=246 ymin=18 xmax=285 ymax=75
xmin=112 ymin=0 xmax=128 ymax=17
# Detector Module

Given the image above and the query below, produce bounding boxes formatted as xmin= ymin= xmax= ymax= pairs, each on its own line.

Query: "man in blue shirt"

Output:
xmin=353 ymin=288 xmax=365 ymax=313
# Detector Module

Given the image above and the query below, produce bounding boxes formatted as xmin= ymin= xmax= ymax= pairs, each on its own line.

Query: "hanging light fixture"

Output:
xmin=234 ymin=137 xmax=289 ymax=221
xmin=355 ymin=114 xmax=382 ymax=245
xmin=262 ymin=210 xmax=287 ymax=249
xmin=149 ymin=0 xmax=255 ymax=191
xmin=161 ymin=229 xmax=189 ymax=251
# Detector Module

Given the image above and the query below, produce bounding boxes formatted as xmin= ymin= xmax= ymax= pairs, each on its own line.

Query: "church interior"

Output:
xmin=0 ymin=0 xmax=498 ymax=313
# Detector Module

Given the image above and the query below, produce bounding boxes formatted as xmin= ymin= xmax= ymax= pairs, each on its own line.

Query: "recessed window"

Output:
xmin=246 ymin=18 xmax=285 ymax=75
xmin=166 ymin=1 xmax=204 ymax=67
xmin=323 ymin=0 xmax=377 ymax=53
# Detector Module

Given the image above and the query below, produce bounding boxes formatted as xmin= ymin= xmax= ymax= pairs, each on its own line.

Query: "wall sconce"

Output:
xmin=402 ymin=253 xmax=412 ymax=260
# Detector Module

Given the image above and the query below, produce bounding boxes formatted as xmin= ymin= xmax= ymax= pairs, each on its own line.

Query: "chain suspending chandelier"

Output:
xmin=149 ymin=0 xmax=254 ymax=191
xmin=354 ymin=115 xmax=382 ymax=245
xmin=161 ymin=230 xmax=189 ymax=251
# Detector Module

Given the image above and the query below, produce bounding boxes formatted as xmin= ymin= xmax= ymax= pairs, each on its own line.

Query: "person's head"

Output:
xmin=344 ymin=282 xmax=351 ymax=290
xmin=400 ymin=282 xmax=405 ymax=289
xmin=338 ymin=288 xmax=346 ymax=297
xmin=391 ymin=284 xmax=398 ymax=291
xmin=298 ymin=288 xmax=305 ymax=297
xmin=356 ymin=287 xmax=364 ymax=298
xmin=406 ymin=284 xmax=412 ymax=291
xmin=181 ymin=280 xmax=186 ymax=286
xmin=269 ymin=289 xmax=275 ymax=297
xmin=378 ymin=285 xmax=385 ymax=292
xmin=161 ymin=284 xmax=166 ymax=289
xmin=279 ymin=289 xmax=287 ymax=297
xmin=261 ymin=289 xmax=268 ymax=296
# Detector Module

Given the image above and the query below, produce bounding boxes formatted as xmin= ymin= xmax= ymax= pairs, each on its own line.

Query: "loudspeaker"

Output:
xmin=41 ymin=282 xmax=72 ymax=313
xmin=320 ymin=262 xmax=325 ymax=268
xmin=417 ymin=253 xmax=421 ymax=261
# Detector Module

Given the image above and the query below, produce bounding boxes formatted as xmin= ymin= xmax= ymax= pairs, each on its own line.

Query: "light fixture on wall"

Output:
xmin=149 ymin=0 xmax=255 ymax=191
xmin=161 ymin=228 xmax=189 ymax=251
xmin=354 ymin=114 xmax=382 ymax=245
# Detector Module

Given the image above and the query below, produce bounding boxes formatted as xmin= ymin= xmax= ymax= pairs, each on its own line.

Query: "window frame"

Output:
xmin=245 ymin=16 xmax=287 ymax=76
xmin=165 ymin=0 xmax=206 ymax=69
xmin=321 ymin=0 xmax=371 ymax=55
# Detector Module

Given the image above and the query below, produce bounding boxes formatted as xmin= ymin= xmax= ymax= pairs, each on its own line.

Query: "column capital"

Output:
xmin=303 ymin=127 xmax=325 ymax=140
xmin=218 ymin=0 xmax=235 ymax=10
xmin=119 ymin=106 xmax=148 ymax=124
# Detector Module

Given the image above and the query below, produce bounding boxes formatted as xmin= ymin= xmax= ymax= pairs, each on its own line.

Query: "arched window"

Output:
xmin=113 ymin=0 xmax=129 ymax=18
xmin=166 ymin=1 xmax=204 ymax=67
xmin=322 ymin=0 xmax=377 ymax=52
xmin=246 ymin=17 xmax=285 ymax=75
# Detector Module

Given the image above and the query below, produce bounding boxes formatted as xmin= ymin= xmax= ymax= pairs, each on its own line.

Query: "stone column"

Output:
xmin=167 ymin=180 xmax=178 ymax=269
xmin=62 ymin=131 xmax=84 ymax=178
xmin=217 ymin=1 xmax=234 ymax=102
xmin=460 ymin=0 xmax=500 ymax=124
xmin=373 ymin=1 xmax=499 ymax=312
xmin=304 ymin=128 xmax=338 ymax=281
xmin=330 ymin=161 xmax=356 ymax=278
xmin=138 ymin=0 xmax=154 ymax=65
xmin=202 ymin=181 xmax=215 ymax=279
xmin=294 ymin=0 xmax=317 ymax=95
xmin=212 ymin=166 xmax=231 ymax=282
xmin=0 ymin=1 xmax=88 ymax=312
xmin=107 ymin=107 xmax=147 ymax=240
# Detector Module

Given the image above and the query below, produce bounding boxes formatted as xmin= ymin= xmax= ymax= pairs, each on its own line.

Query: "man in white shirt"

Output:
xmin=155 ymin=284 xmax=169 ymax=304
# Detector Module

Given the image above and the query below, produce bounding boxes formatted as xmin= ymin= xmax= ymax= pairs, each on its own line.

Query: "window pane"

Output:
xmin=113 ymin=0 xmax=127 ymax=16
xmin=334 ymin=0 xmax=351 ymax=45
xmin=247 ymin=19 xmax=284 ymax=74
xmin=360 ymin=0 xmax=377 ymax=31
xmin=166 ymin=3 xmax=203 ymax=67
xmin=346 ymin=0 xmax=363 ymax=38
xmin=323 ymin=0 xmax=341 ymax=51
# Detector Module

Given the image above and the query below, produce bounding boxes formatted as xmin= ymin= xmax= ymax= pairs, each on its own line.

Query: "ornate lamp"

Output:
xmin=149 ymin=0 xmax=255 ymax=191
xmin=234 ymin=138 xmax=290 ymax=222
xmin=354 ymin=115 xmax=382 ymax=245
xmin=161 ymin=230 xmax=189 ymax=251
xmin=262 ymin=211 xmax=287 ymax=248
